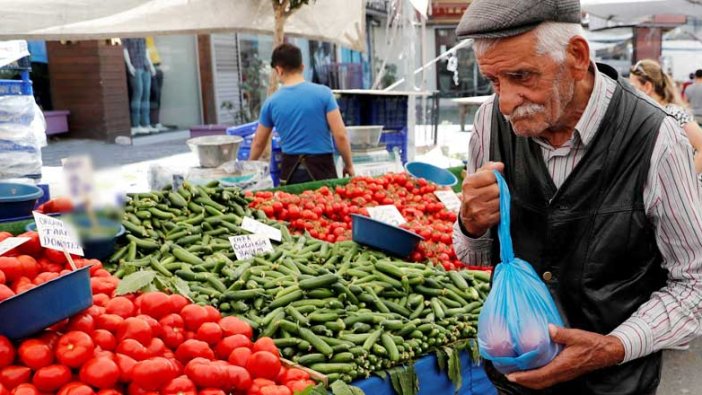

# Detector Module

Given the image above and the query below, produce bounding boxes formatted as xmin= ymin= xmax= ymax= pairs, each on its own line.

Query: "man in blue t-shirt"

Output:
xmin=249 ymin=43 xmax=354 ymax=185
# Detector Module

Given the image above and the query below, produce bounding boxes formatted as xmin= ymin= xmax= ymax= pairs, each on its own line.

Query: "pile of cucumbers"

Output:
xmin=111 ymin=181 xmax=490 ymax=384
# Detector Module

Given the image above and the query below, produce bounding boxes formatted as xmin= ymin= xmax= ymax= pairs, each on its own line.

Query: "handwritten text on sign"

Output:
xmin=0 ymin=237 xmax=29 ymax=256
xmin=434 ymin=190 xmax=461 ymax=212
xmin=366 ymin=205 xmax=407 ymax=226
xmin=32 ymin=212 xmax=84 ymax=256
xmin=229 ymin=234 xmax=274 ymax=260
xmin=241 ymin=217 xmax=282 ymax=242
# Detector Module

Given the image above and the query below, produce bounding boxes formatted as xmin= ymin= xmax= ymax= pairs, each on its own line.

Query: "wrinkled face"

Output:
xmin=477 ymin=32 xmax=576 ymax=137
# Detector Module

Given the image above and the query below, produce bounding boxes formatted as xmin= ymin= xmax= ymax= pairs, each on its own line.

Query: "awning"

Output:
xmin=0 ymin=0 xmax=366 ymax=51
xmin=582 ymin=0 xmax=702 ymax=27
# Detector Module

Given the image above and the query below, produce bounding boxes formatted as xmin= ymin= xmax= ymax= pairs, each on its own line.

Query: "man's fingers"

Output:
xmin=550 ymin=325 xmax=583 ymax=346
xmin=482 ymin=161 xmax=505 ymax=172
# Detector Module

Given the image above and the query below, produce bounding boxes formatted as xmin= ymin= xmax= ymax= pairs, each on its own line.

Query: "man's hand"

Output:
xmin=127 ymin=64 xmax=136 ymax=76
xmin=506 ymin=325 xmax=625 ymax=389
xmin=460 ymin=161 xmax=504 ymax=237
xmin=343 ymin=164 xmax=355 ymax=178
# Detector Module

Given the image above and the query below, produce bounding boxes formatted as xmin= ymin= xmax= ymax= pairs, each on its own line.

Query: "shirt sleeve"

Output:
xmin=325 ymin=88 xmax=339 ymax=113
xmin=259 ymin=99 xmax=274 ymax=128
xmin=453 ymin=96 xmax=495 ymax=267
xmin=609 ymin=116 xmax=702 ymax=362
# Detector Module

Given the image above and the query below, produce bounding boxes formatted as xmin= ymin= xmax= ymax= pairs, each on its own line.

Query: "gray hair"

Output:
xmin=472 ymin=22 xmax=585 ymax=63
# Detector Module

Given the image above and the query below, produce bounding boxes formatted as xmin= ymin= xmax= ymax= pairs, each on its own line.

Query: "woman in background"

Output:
xmin=630 ymin=59 xmax=702 ymax=174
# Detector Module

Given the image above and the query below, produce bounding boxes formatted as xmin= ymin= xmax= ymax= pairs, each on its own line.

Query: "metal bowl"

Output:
xmin=347 ymin=125 xmax=384 ymax=149
xmin=187 ymin=135 xmax=244 ymax=168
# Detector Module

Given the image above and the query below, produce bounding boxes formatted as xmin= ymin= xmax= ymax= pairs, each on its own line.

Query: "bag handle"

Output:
xmin=493 ymin=170 xmax=514 ymax=263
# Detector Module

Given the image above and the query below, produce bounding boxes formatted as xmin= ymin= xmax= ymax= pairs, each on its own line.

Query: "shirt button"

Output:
xmin=542 ymin=271 xmax=553 ymax=282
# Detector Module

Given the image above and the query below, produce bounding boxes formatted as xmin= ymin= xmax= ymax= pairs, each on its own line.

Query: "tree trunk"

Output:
xmin=267 ymin=2 xmax=288 ymax=96
xmin=262 ymin=1 xmax=289 ymax=160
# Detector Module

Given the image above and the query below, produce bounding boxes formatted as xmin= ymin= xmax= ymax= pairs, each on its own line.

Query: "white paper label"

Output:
xmin=229 ymin=234 xmax=274 ymax=260
xmin=0 ymin=237 xmax=29 ymax=256
xmin=434 ymin=190 xmax=462 ymax=212
xmin=241 ymin=217 xmax=282 ymax=242
xmin=366 ymin=205 xmax=406 ymax=226
xmin=32 ymin=212 xmax=84 ymax=256
xmin=62 ymin=155 xmax=95 ymax=206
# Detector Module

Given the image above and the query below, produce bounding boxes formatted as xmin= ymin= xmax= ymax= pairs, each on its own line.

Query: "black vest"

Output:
xmin=485 ymin=64 xmax=667 ymax=395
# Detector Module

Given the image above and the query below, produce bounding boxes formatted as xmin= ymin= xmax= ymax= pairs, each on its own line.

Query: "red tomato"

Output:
xmin=0 ymin=366 xmax=31 ymax=389
xmin=175 ymin=340 xmax=214 ymax=364
xmin=161 ymin=376 xmax=197 ymax=395
xmin=79 ymin=357 xmax=120 ymax=389
xmin=67 ymin=312 xmax=95 ymax=334
xmin=91 ymin=329 xmax=117 ymax=351
xmin=57 ymin=382 xmax=96 ymax=395
xmin=105 ymin=297 xmax=136 ymax=318
xmin=0 ymin=337 xmax=14 ymax=368
xmin=252 ymin=337 xmax=278 ymax=356
xmin=0 ymin=285 xmax=13 ymax=302
xmin=95 ymin=314 xmax=124 ymax=333
xmin=117 ymin=317 xmax=153 ymax=346
xmin=218 ymin=317 xmax=253 ymax=339
xmin=113 ymin=353 xmax=137 ymax=383
xmin=138 ymin=292 xmax=171 ymax=319
xmin=214 ymin=335 xmax=252 ymax=360
xmin=10 ymin=383 xmax=39 ymax=395
xmin=195 ymin=323 xmax=222 ymax=346
xmin=18 ymin=339 xmax=53 ymax=369
xmin=227 ymin=347 xmax=251 ymax=367
xmin=56 ymin=331 xmax=95 ymax=368
xmin=180 ymin=305 xmax=209 ymax=332
xmin=246 ymin=351 xmax=281 ymax=380
xmin=32 ymin=364 xmax=72 ymax=392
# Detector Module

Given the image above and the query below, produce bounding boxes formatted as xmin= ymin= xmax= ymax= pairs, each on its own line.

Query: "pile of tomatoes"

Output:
xmin=0 ymin=233 xmax=314 ymax=395
xmin=249 ymin=173 xmax=465 ymax=270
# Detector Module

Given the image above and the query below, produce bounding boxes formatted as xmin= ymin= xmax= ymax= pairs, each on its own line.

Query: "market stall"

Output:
xmin=0 ymin=157 xmax=499 ymax=395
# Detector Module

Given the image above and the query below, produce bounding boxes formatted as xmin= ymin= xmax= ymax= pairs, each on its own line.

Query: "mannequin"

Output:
xmin=146 ymin=37 xmax=168 ymax=132
xmin=123 ymin=38 xmax=156 ymax=135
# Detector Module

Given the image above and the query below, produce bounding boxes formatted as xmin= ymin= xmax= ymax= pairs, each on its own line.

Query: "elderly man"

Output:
xmin=453 ymin=0 xmax=702 ymax=394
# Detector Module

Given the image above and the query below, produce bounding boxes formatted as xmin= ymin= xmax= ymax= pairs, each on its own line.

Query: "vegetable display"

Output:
xmin=0 ymin=235 xmax=319 ymax=394
xmin=248 ymin=174 xmax=464 ymax=270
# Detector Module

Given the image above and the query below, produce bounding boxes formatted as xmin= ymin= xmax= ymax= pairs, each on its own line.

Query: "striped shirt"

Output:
xmin=453 ymin=64 xmax=702 ymax=363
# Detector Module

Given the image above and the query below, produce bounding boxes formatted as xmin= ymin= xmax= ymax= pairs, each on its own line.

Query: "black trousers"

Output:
xmin=150 ymin=65 xmax=164 ymax=125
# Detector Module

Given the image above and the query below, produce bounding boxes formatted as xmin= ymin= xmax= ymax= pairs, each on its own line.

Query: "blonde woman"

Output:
xmin=630 ymin=59 xmax=702 ymax=174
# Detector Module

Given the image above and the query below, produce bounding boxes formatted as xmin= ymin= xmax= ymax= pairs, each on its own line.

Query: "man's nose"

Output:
xmin=498 ymin=85 xmax=524 ymax=117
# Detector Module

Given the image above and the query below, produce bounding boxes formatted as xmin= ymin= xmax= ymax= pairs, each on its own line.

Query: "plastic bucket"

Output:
xmin=351 ymin=214 xmax=423 ymax=258
xmin=405 ymin=162 xmax=458 ymax=187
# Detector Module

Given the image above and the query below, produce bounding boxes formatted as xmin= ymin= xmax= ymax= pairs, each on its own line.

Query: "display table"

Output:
xmin=352 ymin=350 xmax=496 ymax=395
xmin=452 ymin=96 xmax=492 ymax=132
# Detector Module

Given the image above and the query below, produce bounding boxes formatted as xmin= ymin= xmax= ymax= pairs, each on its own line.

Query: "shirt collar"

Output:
xmin=574 ymin=62 xmax=609 ymax=147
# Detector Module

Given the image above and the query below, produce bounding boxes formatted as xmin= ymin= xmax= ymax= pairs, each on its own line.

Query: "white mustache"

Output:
xmin=504 ymin=103 xmax=546 ymax=121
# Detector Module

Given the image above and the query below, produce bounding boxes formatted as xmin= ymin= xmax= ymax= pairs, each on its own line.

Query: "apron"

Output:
xmin=280 ymin=153 xmax=337 ymax=186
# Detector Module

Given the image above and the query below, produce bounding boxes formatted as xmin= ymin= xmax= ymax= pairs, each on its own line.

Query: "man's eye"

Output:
xmin=509 ymin=72 xmax=532 ymax=82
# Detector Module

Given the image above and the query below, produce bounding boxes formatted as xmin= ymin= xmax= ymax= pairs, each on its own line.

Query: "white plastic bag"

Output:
xmin=0 ymin=98 xmax=46 ymax=179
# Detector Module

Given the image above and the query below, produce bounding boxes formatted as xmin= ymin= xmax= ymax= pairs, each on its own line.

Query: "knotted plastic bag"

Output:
xmin=477 ymin=171 xmax=564 ymax=374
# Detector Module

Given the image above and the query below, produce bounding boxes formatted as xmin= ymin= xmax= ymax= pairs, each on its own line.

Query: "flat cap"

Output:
xmin=456 ymin=0 xmax=581 ymax=40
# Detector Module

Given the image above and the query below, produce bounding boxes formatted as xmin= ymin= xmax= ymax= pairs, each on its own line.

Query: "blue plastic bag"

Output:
xmin=477 ymin=171 xmax=564 ymax=374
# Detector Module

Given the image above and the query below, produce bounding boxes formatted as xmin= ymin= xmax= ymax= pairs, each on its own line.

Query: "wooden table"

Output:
xmin=452 ymin=95 xmax=492 ymax=131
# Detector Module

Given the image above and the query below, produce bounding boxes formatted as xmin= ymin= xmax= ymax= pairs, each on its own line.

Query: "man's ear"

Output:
xmin=567 ymin=36 xmax=590 ymax=81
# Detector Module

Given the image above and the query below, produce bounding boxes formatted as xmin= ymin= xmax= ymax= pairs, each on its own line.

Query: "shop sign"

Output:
xmin=367 ymin=205 xmax=407 ymax=227
xmin=241 ymin=217 xmax=282 ymax=242
xmin=434 ymin=190 xmax=461 ymax=212
xmin=32 ymin=212 xmax=84 ymax=256
xmin=229 ymin=234 xmax=274 ymax=260
xmin=0 ymin=237 xmax=29 ymax=256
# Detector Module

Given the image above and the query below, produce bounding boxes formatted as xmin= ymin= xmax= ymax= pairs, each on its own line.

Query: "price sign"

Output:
xmin=434 ymin=190 xmax=461 ymax=212
xmin=62 ymin=155 xmax=95 ymax=206
xmin=32 ymin=212 xmax=84 ymax=256
xmin=0 ymin=237 xmax=29 ymax=256
xmin=241 ymin=217 xmax=282 ymax=242
xmin=229 ymin=234 xmax=274 ymax=260
xmin=366 ymin=205 xmax=406 ymax=226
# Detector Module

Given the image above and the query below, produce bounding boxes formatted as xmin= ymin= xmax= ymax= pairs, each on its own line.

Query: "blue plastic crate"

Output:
xmin=381 ymin=127 xmax=408 ymax=163
xmin=227 ymin=122 xmax=283 ymax=185
xmin=371 ymin=96 xmax=408 ymax=130
xmin=338 ymin=96 xmax=362 ymax=126
xmin=0 ymin=78 xmax=33 ymax=96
